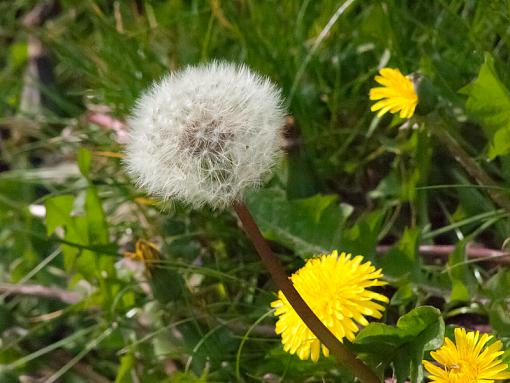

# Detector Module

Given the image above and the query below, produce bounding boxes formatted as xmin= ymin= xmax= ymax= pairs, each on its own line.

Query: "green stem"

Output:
xmin=233 ymin=201 xmax=380 ymax=383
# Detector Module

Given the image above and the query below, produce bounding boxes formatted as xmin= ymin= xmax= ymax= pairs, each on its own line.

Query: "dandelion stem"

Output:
xmin=233 ymin=201 xmax=380 ymax=383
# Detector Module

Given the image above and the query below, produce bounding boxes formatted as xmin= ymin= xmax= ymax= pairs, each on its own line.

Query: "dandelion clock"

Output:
xmin=125 ymin=61 xmax=286 ymax=209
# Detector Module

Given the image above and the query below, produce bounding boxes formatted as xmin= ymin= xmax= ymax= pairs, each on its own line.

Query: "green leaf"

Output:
xmin=0 ymin=372 xmax=18 ymax=383
xmin=484 ymin=270 xmax=510 ymax=335
xmin=377 ymin=228 xmax=421 ymax=281
xmin=390 ymin=282 xmax=414 ymax=306
xmin=369 ymin=171 xmax=400 ymax=200
xmin=354 ymin=306 xmax=444 ymax=383
xmin=75 ymin=249 xmax=97 ymax=280
xmin=488 ymin=127 xmax=510 ymax=159
xmin=340 ymin=210 xmax=383 ymax=259
xmin=169 ymin=372 xmax=207 ymax=383
xmin=115 ymin=353 xmax=135 ymax=383
xmin=246 ymin=188 xmax=351 ymax=257
xmin=488 ymin=303 xmax=510 ymax=336
xmin=0 ymin=306 xmax=13 ymax=333
xmin=8 ymin=42 xmax=28 ymax=68
xmin=285 ymin=149 xmax=320 ymax=199
xmin=85 ymin=187 xmax=108 ymax=245
xmin=447 ymin=240 xmax=476 ymax=302
xmin=359 ymin=3 xmax=392 ymax=45
xmin=62 ymin=243 xmax=80 ymax=272
xmin=461 ymin=53 xmax=510 ymax=159
xmin=150 ymin=267 xmax=186 ymax=304
xmin=45 ymin=194 xmax=75 ymax=235
xmin=484 ymin=269 xmax=510 ymax=301
xmin=393 ymin=350 xmax=412 ymax=383
xmin=77 ymin=147 xmax=92 ymax=178
xmin=61 ymin=214 xmax=89 ymax=272
xmin=452 ymin=170 xmax=508 ymax=241
xmin=46 ymin=190 xmax=114 ymax=278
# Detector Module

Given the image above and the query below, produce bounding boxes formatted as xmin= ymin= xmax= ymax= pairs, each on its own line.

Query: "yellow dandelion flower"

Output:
xmin=271 ymin=251 xmax=388 ymax=362
xmin=423 ymin=327 xmax=510 ymax=383
xmin=369 ymin=67 xmax=418 ymax=119
xmin=124 ymin=239 xmax=160 ymax=273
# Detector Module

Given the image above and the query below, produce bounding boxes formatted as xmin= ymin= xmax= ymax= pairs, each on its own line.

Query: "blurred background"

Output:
xmin=1 ymin=1 xmax=510 ymax=382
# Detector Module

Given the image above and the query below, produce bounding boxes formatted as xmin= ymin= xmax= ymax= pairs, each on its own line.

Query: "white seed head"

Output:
xmin=124 ymin=61 xmax=286 ymax=209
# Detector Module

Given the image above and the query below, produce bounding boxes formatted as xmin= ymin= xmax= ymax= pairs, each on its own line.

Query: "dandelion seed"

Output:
xmin=369 ymin=67 xmax=418 ymax=119
xmin=271 ymin=251 xmax=388 ymax=362
xmin=423 ymin=327 xmax=510 ymax=383
xmin=124 ymin=61 xmax=286 ymax=209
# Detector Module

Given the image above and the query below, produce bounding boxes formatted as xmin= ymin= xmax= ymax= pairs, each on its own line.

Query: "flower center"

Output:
xmin=177 ymin=111 xmax=239 ymax=190
xmin=180 ymin=114 xmax=234 ymax=158
xmin=446 ymin=360 xmax=478 ymax=383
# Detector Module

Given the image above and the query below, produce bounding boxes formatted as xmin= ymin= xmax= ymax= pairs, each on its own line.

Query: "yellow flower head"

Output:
xmin=271 ymin=251 xmax=388 ymax=362
xmin=369 ymin=68 xmax=418 ymax=119
xmin=423 ymin=328 xmax=510 ymax=383
xmin=124 ymin=239 xmax=160 ymax=273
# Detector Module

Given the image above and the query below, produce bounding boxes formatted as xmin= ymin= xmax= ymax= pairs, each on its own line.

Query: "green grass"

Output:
xmin=2 ymin=1 xmax=510 ymax=382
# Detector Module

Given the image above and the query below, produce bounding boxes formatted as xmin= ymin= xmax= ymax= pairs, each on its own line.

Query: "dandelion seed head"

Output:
xmin=125 ymin=61 xmax=286 ymax=208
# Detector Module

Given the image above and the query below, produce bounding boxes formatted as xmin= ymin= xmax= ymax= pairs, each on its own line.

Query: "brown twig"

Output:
xmin=233 ymin=201 xmax=380 ymax=383
xmin=0 ymin=283 xmax=81 ymax=304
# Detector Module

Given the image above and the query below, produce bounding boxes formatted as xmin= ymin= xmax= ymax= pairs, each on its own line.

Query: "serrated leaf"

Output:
xmin=354 ymin=306 xmax=444 ymax=383
xmin=45 ymin=194 xmax=75 ymax=235
xmin=461 ymin=53 xmax=510 ymax=159
xmin=246 ymin=188 xmax=351 ymax=257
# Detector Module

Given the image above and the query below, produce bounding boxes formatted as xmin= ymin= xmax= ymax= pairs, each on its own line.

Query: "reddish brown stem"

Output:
xmin=0 ymin=282 xmax=80 ymax=304
xmin=233 ymin=201 xmax=380 ymax=383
